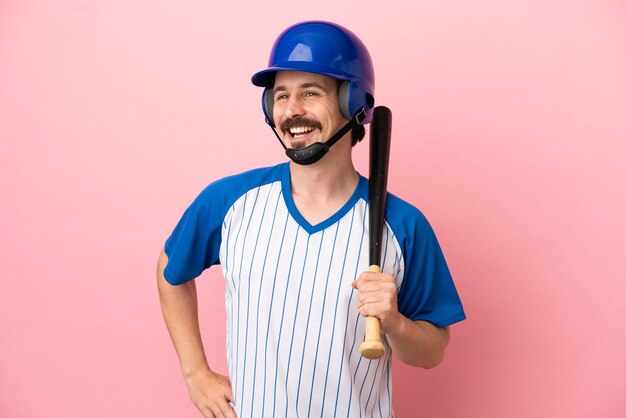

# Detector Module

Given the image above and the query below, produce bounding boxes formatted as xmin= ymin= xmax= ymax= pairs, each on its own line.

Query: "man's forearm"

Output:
xmin=385 ymin=316 xmax=450 ymax=369
xmin=157 ymin=250 xmax=209 ymax=378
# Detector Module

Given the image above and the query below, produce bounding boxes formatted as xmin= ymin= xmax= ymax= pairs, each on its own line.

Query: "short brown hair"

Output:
xmin=351 ymin=124 xmax=365 ymax=146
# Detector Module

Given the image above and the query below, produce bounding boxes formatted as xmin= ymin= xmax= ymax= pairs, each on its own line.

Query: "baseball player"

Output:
xmin=157 ymin=21 xmax=465 ymax=418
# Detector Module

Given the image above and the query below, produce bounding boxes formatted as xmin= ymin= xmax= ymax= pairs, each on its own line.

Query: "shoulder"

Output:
xmin=385 ymin=192 xmax=432 ymax=233
xmin=194 ymin=163 xmax=285 ymax=208
xmin=383 ymin=191 xmax=443 ymax=258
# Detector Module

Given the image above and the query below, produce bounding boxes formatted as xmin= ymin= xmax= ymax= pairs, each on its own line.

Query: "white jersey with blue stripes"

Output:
xmin=164 ymin=163 xmax=465 ymax=418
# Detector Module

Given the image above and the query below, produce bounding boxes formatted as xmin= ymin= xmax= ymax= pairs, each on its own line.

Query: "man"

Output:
xmin=157 ymin=21 xmax=465 ymax=418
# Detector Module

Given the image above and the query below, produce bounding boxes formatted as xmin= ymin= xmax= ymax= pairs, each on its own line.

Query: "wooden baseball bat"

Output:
xmin=359 ymin=106 xmax=392 ymax=360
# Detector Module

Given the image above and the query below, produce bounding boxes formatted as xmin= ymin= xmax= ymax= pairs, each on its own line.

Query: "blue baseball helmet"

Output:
xmin=252 ymin=21 xmax=375 ymax=126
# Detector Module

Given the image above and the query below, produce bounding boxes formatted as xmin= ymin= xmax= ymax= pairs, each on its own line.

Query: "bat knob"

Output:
xmin=360 ymin=340 xmax=385 ymax=359
xmin=360 ymin=315 xmax=385 ymax=359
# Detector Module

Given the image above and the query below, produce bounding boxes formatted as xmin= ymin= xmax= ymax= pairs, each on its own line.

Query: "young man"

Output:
xmin=157 ymin=21 xmax=465 ymax=418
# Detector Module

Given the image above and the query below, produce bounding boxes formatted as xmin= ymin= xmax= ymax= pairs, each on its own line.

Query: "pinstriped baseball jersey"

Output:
xmin=164 ymin=163 xmax=465 ymax=417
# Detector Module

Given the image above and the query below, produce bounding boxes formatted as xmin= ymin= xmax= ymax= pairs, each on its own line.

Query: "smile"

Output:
xmin=289 ymin=126 xmax=317 ymax=139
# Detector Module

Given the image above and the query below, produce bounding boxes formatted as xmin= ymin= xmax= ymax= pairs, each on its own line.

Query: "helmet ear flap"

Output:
xmin=262 ymin=88 xmax=275 ymax=126
xmin=338 ymin=81 xmax=351 ymax=120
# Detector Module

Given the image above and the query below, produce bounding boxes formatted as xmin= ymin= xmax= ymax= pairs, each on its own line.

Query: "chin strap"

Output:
xmin=268 ymin=108 xmax=366 ymax=166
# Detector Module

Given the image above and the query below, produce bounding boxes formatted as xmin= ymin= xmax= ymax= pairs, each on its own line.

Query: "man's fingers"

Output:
xmin=355 ymin=283 xmax=398 ymax=321
xmin=356 ymin=281 xmax=396 ymax=294
xmin=357 ymin=292 xmax=386 ymax=307
xmin=357 ymin=298 xmax=394 ymax=312
xmin=356 ymin=271 xmax=384 ymax=283
xmin=218 ymin=399 xmax=237 ymax=418
xmin=354 ymin=272 xmax=395 ymax=289
xmin=356 ymin=286 xmax=396 ymax=306
xmin=199 ymin=398 xmax=236 ymax=418
xmin=188 ymin=370 xmax=237 ymax=418
xmin=200 ymin=406 xmax=216 ymax=418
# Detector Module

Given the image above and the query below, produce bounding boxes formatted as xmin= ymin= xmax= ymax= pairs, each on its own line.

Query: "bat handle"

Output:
xmin=359 ymin=265 xmax=386 ymax=359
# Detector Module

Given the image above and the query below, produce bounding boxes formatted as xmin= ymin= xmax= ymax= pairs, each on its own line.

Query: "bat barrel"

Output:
xmin=368 ymin=106 xmax=392 ymax=267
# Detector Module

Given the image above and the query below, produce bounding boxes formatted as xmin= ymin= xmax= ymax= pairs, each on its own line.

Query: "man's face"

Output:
xmin=272 ymin=70 xmax=347 ymax=150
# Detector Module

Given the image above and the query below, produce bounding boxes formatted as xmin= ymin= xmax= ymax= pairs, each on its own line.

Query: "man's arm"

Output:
xmin=353 ymin=271 xmax=450 ymax=368
xmin=157 ymin=249 xmax=236 ymax=418
xmin=384 ymin=316 xmax=449 ymax=369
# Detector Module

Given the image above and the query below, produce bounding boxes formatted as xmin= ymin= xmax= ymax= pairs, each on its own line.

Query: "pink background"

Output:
xmin=1 ymin=0 xmax=625 ymax=417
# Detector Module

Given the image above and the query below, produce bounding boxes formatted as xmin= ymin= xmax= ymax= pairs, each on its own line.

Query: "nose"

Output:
xmin=284 ymin=95 xmax=305 ymax=119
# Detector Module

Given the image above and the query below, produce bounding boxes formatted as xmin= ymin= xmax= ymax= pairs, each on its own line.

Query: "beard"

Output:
xmin=290 ymin=139 xmax=308 ymax=149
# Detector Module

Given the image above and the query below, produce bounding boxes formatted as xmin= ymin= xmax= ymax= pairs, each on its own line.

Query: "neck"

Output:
xmin=289 ymin=136 xmax=358 ymax=199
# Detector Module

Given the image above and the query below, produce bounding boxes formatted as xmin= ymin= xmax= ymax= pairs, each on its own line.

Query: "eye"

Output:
xmin=304 ymin=91 xmax=319 ymax=97
xmin=275 ymin=93 xmax=288 ymax=101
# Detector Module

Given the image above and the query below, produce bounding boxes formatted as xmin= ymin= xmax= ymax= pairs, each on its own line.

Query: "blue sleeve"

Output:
xmin=162 ymin=164 xmax=285 ymax=285
xmin=163 ymin=183 xmax=226 ymax=285
xmin=388 ymin=196 xmax=466 ymax=327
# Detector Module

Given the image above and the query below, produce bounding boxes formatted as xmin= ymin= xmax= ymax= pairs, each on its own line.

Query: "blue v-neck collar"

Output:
xmin=280 ymin=163 xmax=367 ymax=235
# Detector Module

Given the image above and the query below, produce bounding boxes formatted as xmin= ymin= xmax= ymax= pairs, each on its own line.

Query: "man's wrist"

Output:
xmin=183 ymin=364 xmax=212 ymax=381
xmin=383 ymin=311 xmax=409 ymax=337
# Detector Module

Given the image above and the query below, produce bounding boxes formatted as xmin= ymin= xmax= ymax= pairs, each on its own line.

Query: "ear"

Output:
xmin=338 ymin=81 xmax=351 ymax=120
xmin=262 ymin=88 xmax=275 ymax=126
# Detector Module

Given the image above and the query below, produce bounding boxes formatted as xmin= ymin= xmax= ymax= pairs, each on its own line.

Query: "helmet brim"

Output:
xmin=251 ymin=64 xmax=352 ymax=88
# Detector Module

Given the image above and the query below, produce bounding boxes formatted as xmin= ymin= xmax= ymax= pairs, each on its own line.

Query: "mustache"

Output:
xmin=280 ymin=117 xmax=322 ymax=134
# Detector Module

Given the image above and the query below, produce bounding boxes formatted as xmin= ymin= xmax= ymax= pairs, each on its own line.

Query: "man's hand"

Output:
xmin=353 ymin=270 xmax=451 ymax=368
xmin=352 ymin=271 xmax=401 ymax=335
xmin=185 ymin=368 xmax=236 ymax=418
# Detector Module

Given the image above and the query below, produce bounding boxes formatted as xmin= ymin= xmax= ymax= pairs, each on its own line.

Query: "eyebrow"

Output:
xmin=273 ymin=82 xmax=328 ymax=93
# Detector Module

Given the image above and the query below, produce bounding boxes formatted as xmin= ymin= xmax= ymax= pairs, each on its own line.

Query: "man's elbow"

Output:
xmin=401 ymin=346 xmax=446 ymax=369
xmin=419 ymin=350 xmax=446 ymax=369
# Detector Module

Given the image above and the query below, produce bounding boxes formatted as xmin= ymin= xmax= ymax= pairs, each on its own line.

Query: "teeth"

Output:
xmin=289 ymin=126 xmax=314 ymax=135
